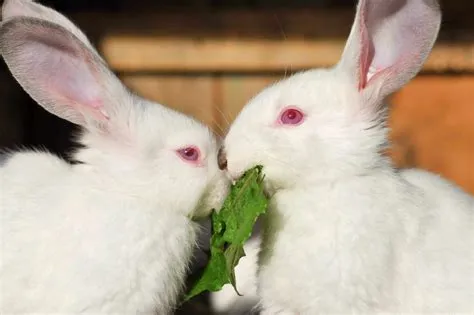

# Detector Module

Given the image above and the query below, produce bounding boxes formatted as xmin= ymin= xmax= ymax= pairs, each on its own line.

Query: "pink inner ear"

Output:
xmin=358 ymin=0 xmax=382 ymax=91
xmin=358 ymin=12 xmax=371 ymax=91
xmin=355 ymin=0 xmax=436 ymax=94
xmin=48 ymin=57 xmax=107 ymax=115
xmin=59 ymin=94 xmax=108 ymax=122
xmin=358 ymin=26 xmax=414 ymax=93
xmin=20 ymin=28 xmax=109 ymax=123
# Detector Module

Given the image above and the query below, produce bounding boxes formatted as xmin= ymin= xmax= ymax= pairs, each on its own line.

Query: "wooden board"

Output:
xmin=102 ymin=37 xmax=474 ymax=73
xmin=120 ymin=74 xmax=278 ymax=135
xmin=219 ymin=75 xmax=278 ymax=131
xmin=63 ymin=9 xmax=474 ymax=73
xmin=121 ymin=75 xmax=217 ymax=129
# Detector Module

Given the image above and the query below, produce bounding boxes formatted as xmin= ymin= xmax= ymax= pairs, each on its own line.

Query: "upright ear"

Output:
xmin=2 ymin=0 xmax=95 ymax=51
xmin=338 ymin=0 xmax=441 ymax=101
xmin=0 ymin=17 xmax=129 ymax=129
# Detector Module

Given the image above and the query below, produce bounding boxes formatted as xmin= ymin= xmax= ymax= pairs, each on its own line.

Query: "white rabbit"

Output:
xmin=219 ymin=0 xmax=474 ymax=313
xmin=0 ymin=0 xmax=229 ymax=313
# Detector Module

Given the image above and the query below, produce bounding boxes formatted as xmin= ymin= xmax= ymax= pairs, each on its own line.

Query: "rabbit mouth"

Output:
xmin=227 ymin=169 xmax=274 ymax=200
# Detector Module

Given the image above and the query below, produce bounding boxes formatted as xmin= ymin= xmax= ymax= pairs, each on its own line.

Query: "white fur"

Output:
xmin=221 ymin=0 xmax=474 ymax=313
xmin=0 ymin=1 xmax=229 ymax=313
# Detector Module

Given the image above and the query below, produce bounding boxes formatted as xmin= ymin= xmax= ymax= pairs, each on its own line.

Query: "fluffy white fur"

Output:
xmin=0 ymin=1 xmax=228 ymax=313
xmin=220 ymin=0 xmax=474 ymax=313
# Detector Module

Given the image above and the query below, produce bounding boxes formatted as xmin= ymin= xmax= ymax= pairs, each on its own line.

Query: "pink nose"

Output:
xmin=217 ymin=147 xmax=227 ymax=170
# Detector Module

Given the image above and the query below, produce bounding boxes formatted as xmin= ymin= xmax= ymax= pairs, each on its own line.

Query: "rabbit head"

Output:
xmin=0 ymin=0 xmax=228 ymax=218
xmin=222 ymin=0 xmax=441 ymax=193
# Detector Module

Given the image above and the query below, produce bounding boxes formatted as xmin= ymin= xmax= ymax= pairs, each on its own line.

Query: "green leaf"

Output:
xmin=185 ymin=166 xmax=267 ymax=300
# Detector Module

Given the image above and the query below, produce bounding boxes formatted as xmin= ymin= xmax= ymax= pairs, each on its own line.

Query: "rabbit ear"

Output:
xmin=0 ymin=17 xmax=129 ymax=129
xmin=338 ymin=0 xmax=441 ymax=101
xmin=2 ymin=0 xmax=94 ymax=51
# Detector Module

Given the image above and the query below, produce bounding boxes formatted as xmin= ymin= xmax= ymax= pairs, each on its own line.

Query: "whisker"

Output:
xmin=213 ymin=117 xmax=228 ymax=135
xmin=187 ymin=106 xmax=227 ymax=136
xmin=273 ymin=13 xmax=291 ymax=79
xmin=273 ymin=13 xmax=287 ymax=41
xmin=213 ymin=125 xmax=226 ymax=136
xmin=241 ymin=135 xmax=300 ymax=175
xmin=267 ymin=153 xmax=298 ymax=173
xmin=214 ymin=106 xmax=232 ymax=132
xmin=211 ymin=120 xmax=226 ymax=135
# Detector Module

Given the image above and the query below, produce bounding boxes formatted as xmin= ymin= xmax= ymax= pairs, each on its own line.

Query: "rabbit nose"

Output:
xmin=218 ymin=147 xmax=228 ymax=170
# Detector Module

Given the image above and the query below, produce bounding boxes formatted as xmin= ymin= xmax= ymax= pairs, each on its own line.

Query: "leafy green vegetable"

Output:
xmin=185 ymin=165 xmax=268 ymax=300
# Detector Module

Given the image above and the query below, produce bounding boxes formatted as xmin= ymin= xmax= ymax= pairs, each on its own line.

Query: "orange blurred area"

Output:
xmin=389 ymin=76 xmax=474 ymax=195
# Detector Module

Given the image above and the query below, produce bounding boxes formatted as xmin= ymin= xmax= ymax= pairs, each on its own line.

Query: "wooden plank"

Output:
xmin=121 ymin=75 xmax=217 ymax=130
xmin=64 ymin=9 xmax=474 ymax=73
xmin=220 ymin=75 xmax=278 ymax=131
xmin=120 ymin=74 xmax=279 ymax=135
xmin=71 ymin=9 xmax=356 ymax=39
xmin=101 ymin=37 xmax=474 ymax=73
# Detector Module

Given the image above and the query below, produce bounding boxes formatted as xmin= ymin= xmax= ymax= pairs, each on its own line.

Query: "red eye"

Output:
xmin=177 ymin=146 xmax=201 ymax=163
xmin=279 ymin=107 xmax=304 ymax=125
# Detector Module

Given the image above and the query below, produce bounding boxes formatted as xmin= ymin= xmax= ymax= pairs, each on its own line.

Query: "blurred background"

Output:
xmin=0 ymin=0 xmax=473 ymax=313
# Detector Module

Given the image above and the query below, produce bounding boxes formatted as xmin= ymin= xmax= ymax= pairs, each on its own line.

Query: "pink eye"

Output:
xmin=177 ymin=146 xmax=201 ymax=163
xmin=279 ymin=107 xmax=304 ymax=125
